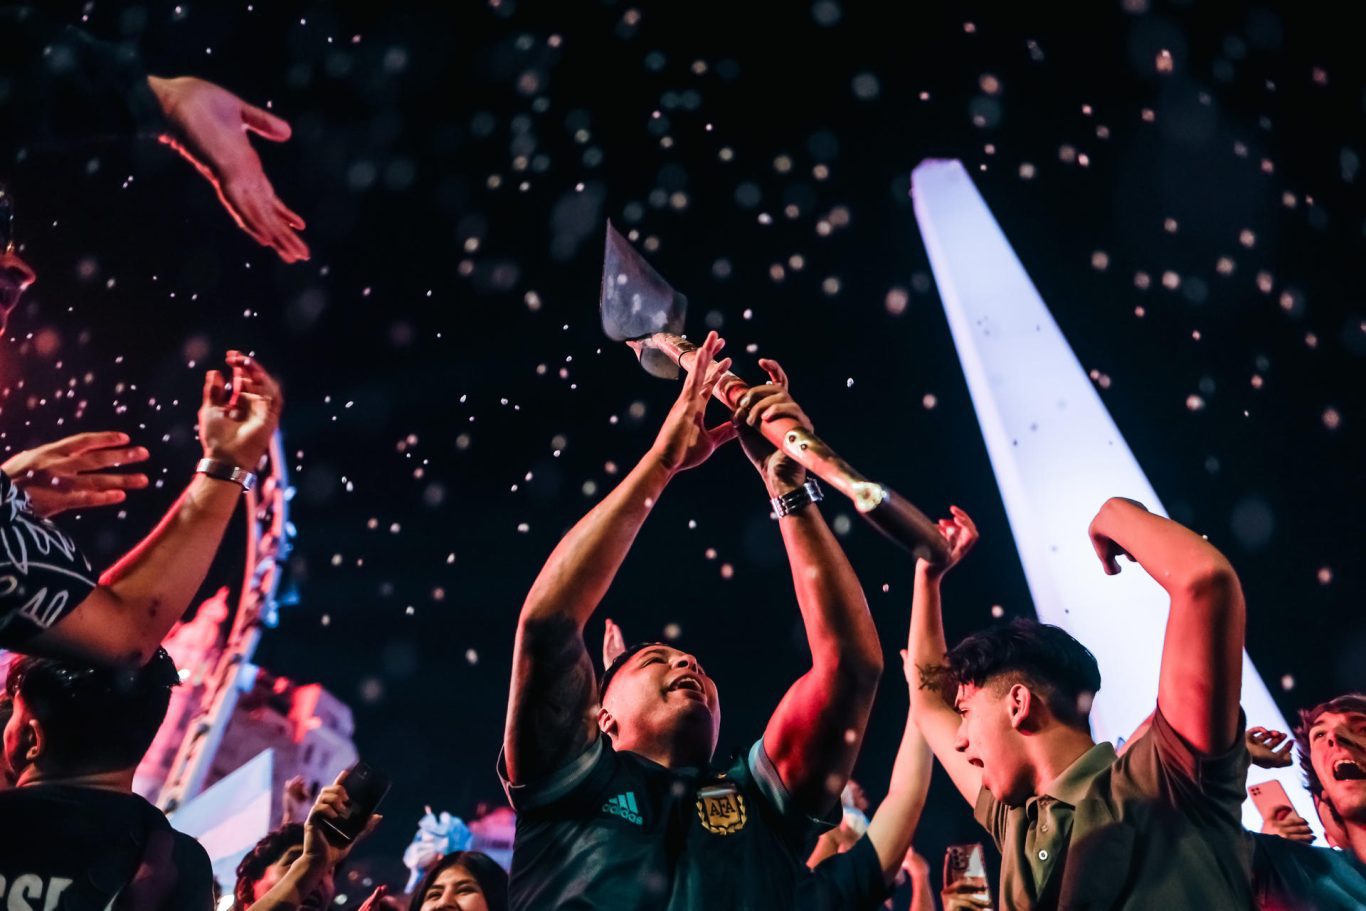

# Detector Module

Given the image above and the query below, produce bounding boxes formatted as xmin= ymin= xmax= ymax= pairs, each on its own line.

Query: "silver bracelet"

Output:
xmin=195 ymin=457 xmax=257 ymax=491
xmin=770 ymin=479 xmax=823 ymax=518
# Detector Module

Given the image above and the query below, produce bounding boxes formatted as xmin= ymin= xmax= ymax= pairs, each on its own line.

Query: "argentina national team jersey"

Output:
xmin=499 ymin=735 xmax=836 ymax=911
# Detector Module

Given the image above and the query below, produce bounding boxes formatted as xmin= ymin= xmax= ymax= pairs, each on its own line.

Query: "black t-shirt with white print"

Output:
xmin=0 ymin=470 xmax=97 ymax=648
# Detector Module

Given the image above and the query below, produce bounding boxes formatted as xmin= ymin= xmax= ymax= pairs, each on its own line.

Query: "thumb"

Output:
xmin=242 ymin=102 xmax=292 ymax=141
xmin=203 ymin=369 xmax=227 ymax=408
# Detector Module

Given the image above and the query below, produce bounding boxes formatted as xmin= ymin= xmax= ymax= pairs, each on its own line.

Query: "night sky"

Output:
xmin=2 ymin=0 xmax=1362 ymax=899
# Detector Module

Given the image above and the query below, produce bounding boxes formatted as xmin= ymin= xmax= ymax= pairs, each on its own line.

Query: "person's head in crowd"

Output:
xmin=597 ymin=642 xmax=720 ymax=766
xmin=945 ymin=618 xmax=1101 ymax=806
xmin=409 ymin=852 xmax=508 ymax=911
xmin=1295 ymin=693 xmax=1366 ymax=850
xmin=2 ymin=648 xmax=178 ymax=787
xmin=0 ymin=184 xmax=37 ymax=337
xmin=234 ymin=823 xmax=336 ymax=910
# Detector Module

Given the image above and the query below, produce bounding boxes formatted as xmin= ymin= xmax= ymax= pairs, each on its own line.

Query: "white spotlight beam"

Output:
xmin=911 ymin=158 xmax=1317 ymax=837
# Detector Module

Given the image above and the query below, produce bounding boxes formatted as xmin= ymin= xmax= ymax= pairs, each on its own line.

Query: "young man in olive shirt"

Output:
xmin=500 ymin=334 xmax=885 ymax=910
xmin=909 ymin=499 xmax=1253 ymax=909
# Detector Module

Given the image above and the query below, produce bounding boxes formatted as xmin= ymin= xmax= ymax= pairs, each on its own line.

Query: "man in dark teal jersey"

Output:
xmin=500 ymin=333 xmax=887 ymax=910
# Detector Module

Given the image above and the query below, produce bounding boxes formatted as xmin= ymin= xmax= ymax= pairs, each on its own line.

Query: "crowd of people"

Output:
xmin=1 ymin=6 xmax=1363 ymax=910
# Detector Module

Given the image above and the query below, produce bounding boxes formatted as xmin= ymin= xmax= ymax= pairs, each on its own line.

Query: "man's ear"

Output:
xmin=23 ymin=715 xmax=44 ymax=763
xmin=1006 ymin=683 xmax=1034 ymax=732
xmin=597 ymin=705 xmax=616 ymax=740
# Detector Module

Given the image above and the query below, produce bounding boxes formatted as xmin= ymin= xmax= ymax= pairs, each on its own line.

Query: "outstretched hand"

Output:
xmin=148 ymin=76 xmax=309 ymax=263
xmin=731 ymin=357 xmax=811 ymax=495
xmin=1246 ymin=727 xmax=1296 ymax=769
xmin=1 ymin=432 xmax=149 ymax=517
xmin=649 ymin=331 xmax=736 ymax=473
xmin=199 ymin=351 xmax=283 ymax=470
xmin=921 ymin=506 xmax=978 ymax=581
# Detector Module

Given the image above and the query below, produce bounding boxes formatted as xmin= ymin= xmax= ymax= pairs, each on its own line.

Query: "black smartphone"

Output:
xmin=319 ymin=760 xmax=392 ymax=846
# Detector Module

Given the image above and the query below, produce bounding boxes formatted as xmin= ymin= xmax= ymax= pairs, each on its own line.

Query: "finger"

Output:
xmin=742 ymin=392 xmax=789 ymax=425
xmin=47 ymin=490 xmax=128 ymax=511
xmin=695 ymin=333 xmax=725 ymax=382
xmin=46 ymin=431 xmax=132 ymax=457
xmin=698 ymin=357 xmax=732 ymax=400
xmin=241 ymin=102 xmax=293 ymax=141
xmin=275 ymin=198 xmax=307 ymax=230
xmin=757 ymin=401 xmax=810 ymax=427
xmin=950 ymin=505 xmax=978 ymax=533
xmin=227 ymin=351 xmax=283 ymax=405
xmin=757 ymin=357 xmax=789 ymax=389
xmin=706 ymin=421 xmax=738 ymax=448
xmin=69 ymin=446 xmax=151 ymax=472
xmin=64 ymin=472 xmax=150 ymax=491
xmin=683 ymin=333 xmax=718 ymax=397
xmin=203 ymin=369 xmax=228 ymax=409
xmin=1090 ymin=534 xmax=1119 ymax=575
xmin=1266 ymin=731 xmax=1287 ymax=746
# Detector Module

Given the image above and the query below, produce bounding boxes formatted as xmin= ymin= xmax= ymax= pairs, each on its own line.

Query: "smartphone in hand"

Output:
xmin=319 ymin=760 xmax=392 ymax=846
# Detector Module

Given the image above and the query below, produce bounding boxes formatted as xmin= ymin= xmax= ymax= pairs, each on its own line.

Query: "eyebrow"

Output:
xmin=636 ymin=647 xmax=671 ymax=664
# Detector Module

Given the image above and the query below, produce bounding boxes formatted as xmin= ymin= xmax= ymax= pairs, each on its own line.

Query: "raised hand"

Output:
xmin=602 ymin=617 xmax=627 ymax=670
xmin=147 ymin=76 xmax=309 ymax=263
xmin=942 ymin=876 xmax=994 ymax=911
xmin=1 ymin=432 xmax=149 ymax=517
xmin=199 ymin=351 xmax=283 ymax=470
xmin=730 ymin=357 xmax=811 ymax=494
xmin=649 ymin=331 xmax=736 ymax=473
xmin=281 ymin=774 xmax=312 ymax=826
xmin=1261 ymin=805 xmax=1315 ymax=844
xmin=301 ymin=773 xmax=382 ymax=872
xmin=1246 ymin=727 xmax=1296 ymax=769
xmin=922 ymin=506 xmax=978 ymax=581
xmin=1087 ymin=497 xmax=1148 ymax=575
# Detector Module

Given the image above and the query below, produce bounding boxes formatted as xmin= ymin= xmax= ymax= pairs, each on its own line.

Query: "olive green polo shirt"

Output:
xmin=975 ymin=707 xmax=1253 ymax=910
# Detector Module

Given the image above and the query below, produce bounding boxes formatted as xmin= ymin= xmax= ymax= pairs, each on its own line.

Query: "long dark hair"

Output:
xmin=409 ymin=852 xmax=508 ymax=911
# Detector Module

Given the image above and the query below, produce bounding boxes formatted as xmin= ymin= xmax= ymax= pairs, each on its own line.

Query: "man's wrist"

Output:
xmin=196 ymin=456 xmax=257 ymax=491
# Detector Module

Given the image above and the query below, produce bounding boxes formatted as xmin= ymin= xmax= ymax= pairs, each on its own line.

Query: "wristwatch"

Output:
xmin=770 ymin=479 xmax=823 ymax=518
xmin=195 ymin=457 xmax=257 ymax=492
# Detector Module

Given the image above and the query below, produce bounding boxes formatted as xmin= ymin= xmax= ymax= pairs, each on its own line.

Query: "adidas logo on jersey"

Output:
xmin=602 ymin=791 xmax=643 ymax=825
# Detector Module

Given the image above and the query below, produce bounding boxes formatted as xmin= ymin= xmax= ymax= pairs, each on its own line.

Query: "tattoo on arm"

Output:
xmin=915 ymin=662 xmax=956 ymax=703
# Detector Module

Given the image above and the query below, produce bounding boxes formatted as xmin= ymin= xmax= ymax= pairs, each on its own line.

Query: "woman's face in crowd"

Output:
xmin=252 ymin=843 xmax=336 ymax=911
xmin=419 ymin=864 xmax=488 ymax=911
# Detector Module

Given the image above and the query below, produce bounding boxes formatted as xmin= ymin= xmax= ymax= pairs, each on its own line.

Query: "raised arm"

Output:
xmin=1088 ymin=497 xmax=1245 ymax=755
xmin=863 ymin=650 xmax=935 ymax=883
xmin=28 ymin=352 xmax=280 ymax=667
xmin=908 ymin=506 xmax=983 ymax=805
xmin=737 ymin=360 xmax=883 ymax=814
xmin=503 ymin=332 xmax=734 ymax=785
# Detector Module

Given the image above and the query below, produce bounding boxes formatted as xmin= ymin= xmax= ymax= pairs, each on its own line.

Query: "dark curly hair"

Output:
xmin=1294 ymin=693 xmax=1366 ymax=801
xmin=409 ymin=852 xmax=508 ymax=911
xmin=944 ymin=618 xmax=1101 ymax=733
xmin=4 ymin=647 xmax=179 ymax=775
xmin=233 ymin=824 xmax=304 ymax=909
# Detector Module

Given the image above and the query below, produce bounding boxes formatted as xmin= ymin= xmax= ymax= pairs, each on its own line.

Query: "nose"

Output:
xmin=953 ymin=728 xmax=969 ymax=754
xmin=672 ymin=653 xmax=701 ymax=674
